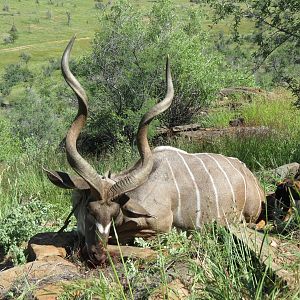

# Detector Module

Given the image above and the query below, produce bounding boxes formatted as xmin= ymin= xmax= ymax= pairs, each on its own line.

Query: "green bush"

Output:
xmin=0 ymin=200 xmax=52 ymax=261
xmin=0 ymin=63 xmax=33 ymax=96
xmin=75 ymin=0 xmax=254 ymax=150
xmin=3 ymin=63 xmax=33 ymax=86
xmin=9 ymin=88 xmax=70 ymax=148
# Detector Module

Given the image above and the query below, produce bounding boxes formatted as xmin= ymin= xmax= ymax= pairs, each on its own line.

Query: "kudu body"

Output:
xmin=45 ymin=37 xmax=264 ymax=264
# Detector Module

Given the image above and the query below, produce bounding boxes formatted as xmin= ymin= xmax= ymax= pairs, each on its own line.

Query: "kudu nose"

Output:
xmin=87 ymin=244 xmax=107 ymax=265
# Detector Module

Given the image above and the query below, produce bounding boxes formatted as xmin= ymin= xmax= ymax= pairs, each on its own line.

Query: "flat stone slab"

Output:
xmin=149 ymin=279 xmax=190 ymax=300
xmin=229 ymin=224 xmax=300 ymax=290
xmin=0 ymin=256 xmax=80 ymax=298
xmin=106 ymin=244 xmax=157 ymax=260
xmin=28 ymin=244 xmax=67 ymax=261
xmin=29 ymin=231 xmax=78 ymax=250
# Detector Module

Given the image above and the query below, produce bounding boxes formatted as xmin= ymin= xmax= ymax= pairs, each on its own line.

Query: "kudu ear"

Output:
xmin=112 ymin=193 xmax=154 ymax=218
xmin=43 ymin=168 xmax=90 ymax=190
xmin=121 ymin=199 xmax=154 ymax=219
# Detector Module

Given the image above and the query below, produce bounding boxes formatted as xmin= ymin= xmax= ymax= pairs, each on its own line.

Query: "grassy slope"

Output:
xmin=0 ymin=0 xmax=98 ymax=72
xmin=0 ymin=0 xmax=195 ymax=73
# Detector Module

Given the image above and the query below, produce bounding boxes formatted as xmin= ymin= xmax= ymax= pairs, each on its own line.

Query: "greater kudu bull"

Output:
xmin=45 ymin=37 xmax=264 ymax=265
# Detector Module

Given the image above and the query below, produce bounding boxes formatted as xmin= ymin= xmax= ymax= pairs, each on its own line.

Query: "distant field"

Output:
xmin=0 ymin=0 xmax=195 ymax=73
xmin=0 ymin=0 xmax=100 ymax=72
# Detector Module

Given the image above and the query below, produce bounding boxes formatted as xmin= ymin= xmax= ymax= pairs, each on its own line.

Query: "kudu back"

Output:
xmin=45 ymin=37 xmax=264 ymax=264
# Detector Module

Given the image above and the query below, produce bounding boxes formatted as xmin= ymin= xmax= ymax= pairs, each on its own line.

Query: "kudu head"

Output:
xmin=44 ymin=36 xmax=174 ymax=265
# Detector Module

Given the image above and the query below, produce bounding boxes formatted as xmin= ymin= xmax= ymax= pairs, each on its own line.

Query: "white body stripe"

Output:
xmin=221 ymin=155 xmax=247 ymax=219
xmin=249 ymin=172 xmax=263 ymax=219
xmin=96 ymin=221 xmax=111 ymax=235
xmin=166 ymin=158 xmax=182 ymax=223
xmin=194 ymin=155 xmax=220 ymax=218
xmin=204 ymin=154 xmax=236 ymax=209
xmin=176 ymin=151 xmax=201 ymax=227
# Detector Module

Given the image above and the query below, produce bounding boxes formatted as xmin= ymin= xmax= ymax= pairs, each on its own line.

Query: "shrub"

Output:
xmin=46 ymin=9 xmax=52 ymax=19
xmin=95 ymin=0 xmax=105 ymax=10
xmin=9 ymin=24 xmax=17 ymax=33
xmin=199 ymin=0 xmax=300 ymax=103
xmin=2 ymin=4 xmax=9 ymax=12
xmin=9 ymin=88 xmax=70 ymax=148
xmin=42 ymin=58 xmax=61 ymax=77
xmin=75 ymin=0 xmax=253 ymax=151
xmin=0 ymin=63 xmax=33 ymax=97
xmin=3 ymin=33 xmax=14 ymax=44
xmin=0 ymin=81 xmax=11 ymax=96
xmin=0 ymin=200 xmax=52 ymax=260
xmin=2 ymin=63 xmax=33 ymax=89
xmin=19 ymin=52 xmax=31 ymax=65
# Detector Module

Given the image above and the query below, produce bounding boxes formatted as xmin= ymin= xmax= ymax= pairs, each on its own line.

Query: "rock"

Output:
xmin=27 ymin=231 xmax=78 ymax=262
xmin=106 ymin=245 xmax=157 ymax=261
xmin=28 ymin=244 xmax=67 ymax=261
xmin=149 ymin=279 xmax=190 ymax=300
xmin=29 ymin=231 xmax=78 ymax=249
xmin=33 ymin=282 xmax=67 ymax=300
xmin=229 ymin=117 xmax=245 ymax=127
xmin=0 ymin=256 xmax=80 ymax=298
xmin=258 ymin=162 xmax=300 ymax=185
xmin=273 ymin=162 xmax=300 ymax=180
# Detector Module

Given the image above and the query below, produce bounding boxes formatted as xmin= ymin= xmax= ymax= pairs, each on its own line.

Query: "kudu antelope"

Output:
xmin=45 ymin=37 xmax=265 ymax=265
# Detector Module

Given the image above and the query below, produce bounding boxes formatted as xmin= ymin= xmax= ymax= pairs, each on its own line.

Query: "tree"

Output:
xmin=198 ymin=0 xmax=300 ymax=104
xmin=2 ymin=3 xmax=9 ymax=12
xmin=75 ymin=0 xmax=253 ymax=150
xmin=66 ymin=11 xmax=71 ymax=26
xmin=19 ymin=52 xmax=31 ymax=65
xmin=46 ymin=9 xmax=52 ymax=19
xmin=3 ymin=24 xmax=18 ymax=44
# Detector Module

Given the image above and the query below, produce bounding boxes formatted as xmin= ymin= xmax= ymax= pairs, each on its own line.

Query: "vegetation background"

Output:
xmin=0 ymin=0 xmax=299 ymax=298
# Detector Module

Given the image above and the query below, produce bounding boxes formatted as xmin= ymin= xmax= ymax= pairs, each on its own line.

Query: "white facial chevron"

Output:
xmin=95 ymin=222 xmax=111 ymax=235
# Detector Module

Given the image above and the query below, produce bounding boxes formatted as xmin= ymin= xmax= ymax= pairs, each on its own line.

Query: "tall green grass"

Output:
xmin=58 ymin=226 xmax=293 ymax=299
xmin=179 ymin=90 xmax=300 ymax=171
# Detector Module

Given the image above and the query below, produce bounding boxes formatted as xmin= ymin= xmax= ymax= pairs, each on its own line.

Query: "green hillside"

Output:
xmin=0 ymin=0 xmax=195 ymax=72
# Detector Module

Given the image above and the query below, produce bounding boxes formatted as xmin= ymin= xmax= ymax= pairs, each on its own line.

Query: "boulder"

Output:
xmin=27 ymin=231 xmax=78 ymax=261
xmin=28 ymin=244 xmax=67 ymax=261
xmin=0 ymin=256 xmax=80 ymax=298
xmin=33 ymin=282 xmax=70 ymax=300
xmin=273 ymin=162 xmax=300 ymax=180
